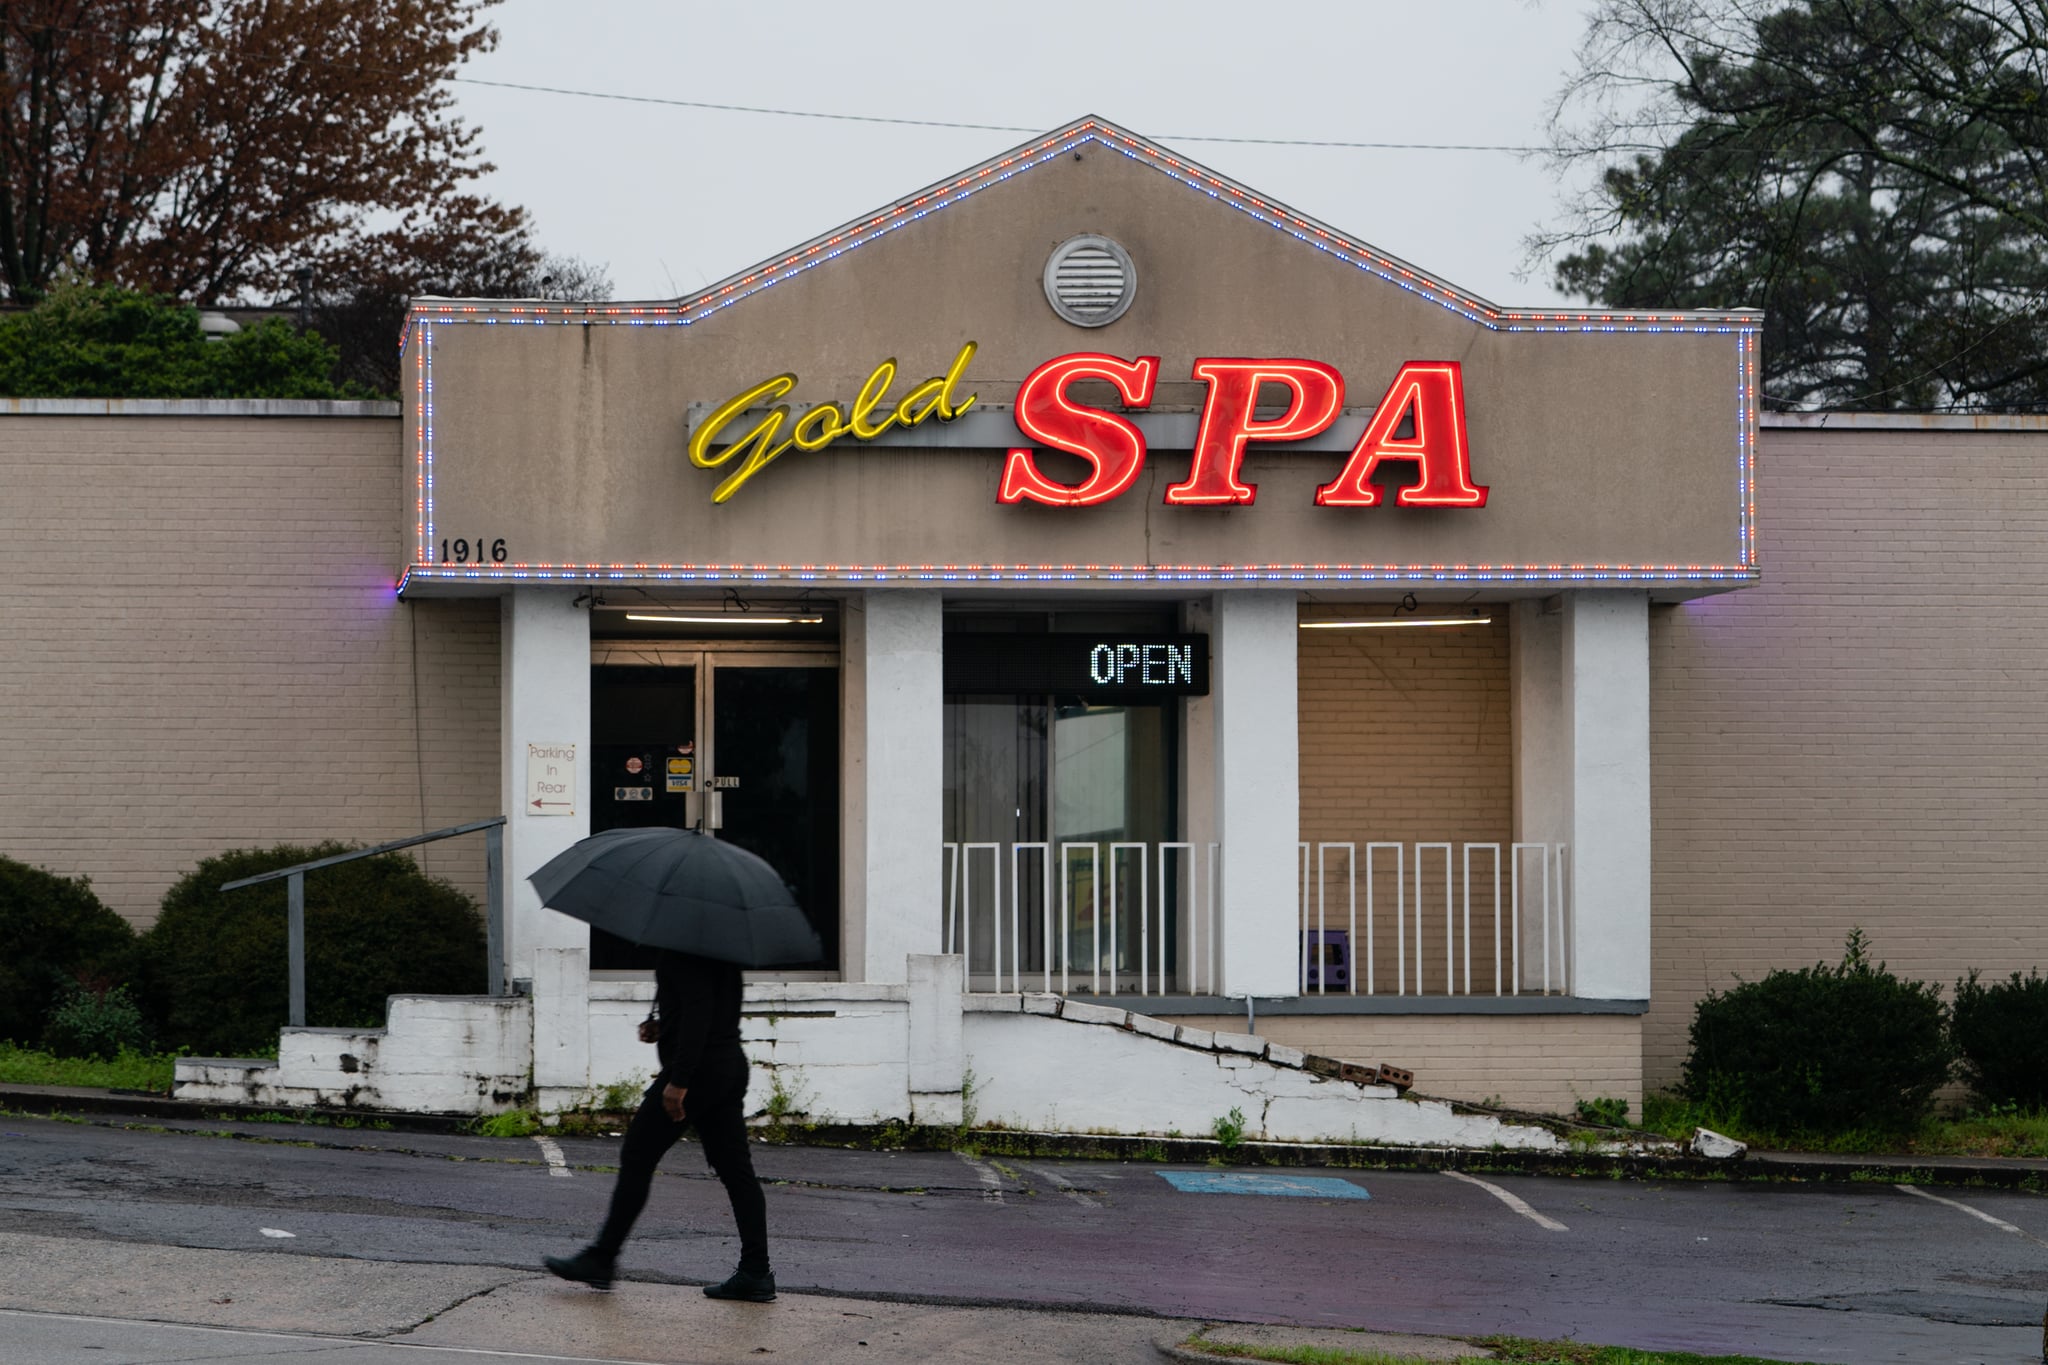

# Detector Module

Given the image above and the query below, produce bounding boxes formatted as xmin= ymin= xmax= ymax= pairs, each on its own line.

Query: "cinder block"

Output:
xmin=1174 ymin=1025 xmax=1217 ymax=1050
xmin=1022 ymin=994 xmax=1061 ymax=1016
xmin=1128 ymin=1013 xmax=1177 ymax=1042
xmin=1214 ymin=1032 xmax=1266 ymax=1057
xmin=1059 ymin=1000 xmax=1129 ymax=1028
xmin=1266 ymin=1044 xmax=1307 ymax=1069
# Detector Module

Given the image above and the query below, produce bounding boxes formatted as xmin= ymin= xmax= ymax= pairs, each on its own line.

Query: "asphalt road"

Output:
xmin=0 ymin=1110 xmax=2043 ymax=1364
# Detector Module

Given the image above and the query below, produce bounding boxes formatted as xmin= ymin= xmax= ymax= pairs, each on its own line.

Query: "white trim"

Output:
xmin=0 ymin=398 xmax=398 ymax=417
xmin=1762 ymin=411 xmax=2048 ymax=432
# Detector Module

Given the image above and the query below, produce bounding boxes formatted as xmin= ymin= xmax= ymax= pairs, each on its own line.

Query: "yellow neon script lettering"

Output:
xmin=688 ymin=343 xmax=978 ymax=501
xmin=847 ymin=359 xmax=898 ymax=439
xmin=791 ymin=403 xmax=846 ymax=451
xmin=688 ymin=374 xmax=798 ymax=504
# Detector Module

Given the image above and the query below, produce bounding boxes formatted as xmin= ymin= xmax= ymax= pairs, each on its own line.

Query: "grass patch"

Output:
xmin=0 ymin=1042 xmax=175 ymax=1093
xmin=1180 ymin=1331 xmax=1818 ymax=1364
xmin=1641 ymin=1091 xmax=2048 ymax=1159
xmin=471 ymin=1109 xmax=541 ymax=1138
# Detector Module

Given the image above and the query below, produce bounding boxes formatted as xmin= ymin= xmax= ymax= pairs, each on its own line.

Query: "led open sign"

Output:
xmin=944 ymin=634 xmax=1209 ymax=698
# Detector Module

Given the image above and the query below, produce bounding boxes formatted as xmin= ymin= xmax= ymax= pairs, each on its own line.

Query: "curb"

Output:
xmin=0 ymin=1085 xmax=478 ymax=1135
xmin=8 ymin=1087 xmax=2044 ymax=1191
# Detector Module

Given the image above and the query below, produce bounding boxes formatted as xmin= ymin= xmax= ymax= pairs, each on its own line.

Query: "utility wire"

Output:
xmin=448 ymin=77 xmax=1542 ymax=153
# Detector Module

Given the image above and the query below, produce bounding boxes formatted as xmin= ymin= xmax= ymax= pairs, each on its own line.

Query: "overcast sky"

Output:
xmin=451 ymin=1 xmax=1594 ymax=307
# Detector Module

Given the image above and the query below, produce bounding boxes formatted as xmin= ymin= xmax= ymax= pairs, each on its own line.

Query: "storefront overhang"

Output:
xmin=398 ymin=116 xmax=1759 ymax=604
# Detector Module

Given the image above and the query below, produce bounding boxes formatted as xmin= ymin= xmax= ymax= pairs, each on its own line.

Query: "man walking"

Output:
xmin=544 ymin=948 xmax=774 ymax=1301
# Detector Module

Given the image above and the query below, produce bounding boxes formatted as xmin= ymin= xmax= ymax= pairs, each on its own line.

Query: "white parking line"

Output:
xmin=531 ymin=1135 xmax=572 ymax=1177
xmin=1442 ymin=1170 xmax=1568 ymax=1231
xmin=1025 ymin=1163 xmax=1101 ymax=1208
xmin=1897 ymin=1183 xmax=2038 ymax=1242
xmin=954 ymin=1150 xmax=1005 ymax=1204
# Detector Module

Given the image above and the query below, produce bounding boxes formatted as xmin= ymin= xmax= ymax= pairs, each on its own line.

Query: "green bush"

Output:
xmin=138 ymin=843 xmax=486 ymax=1057
xmin=44 ymin=981 xmax=151 ymax=1060
xmin=1681 ymin=929 xmax=1951 ymax=1137
xmin=0 ymin=283 xmax=371 ymax=399
xmin=0 ymin=856 xmax=136 ymax=1046
xmin=1952 ymin=968 xmax=2048 ymax=1110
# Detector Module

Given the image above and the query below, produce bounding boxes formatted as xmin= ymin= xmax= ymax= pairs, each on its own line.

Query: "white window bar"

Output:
xmin=1011 ymin=842 xmax=1051 ymax=996
xmin=1416 ymin=842 xmax=1452 ymax=997
xmin=1297 ymin=842 xmax=1311 ymax=994
xmin=1108 ymin=842 xmax=1147 ymax=995
xmin=1464 ymin=843 xmax=1502 ymax=996
xmin=1060 ymin=842 xmax=1101 ymax=996
xmin=942 ymin=842 xmax=959 ymax=956
xmin=1314 ymin=843 xmax=1356 ymax=996
xmin=1158 ymin=842 xmax=1195 ymax=996
xmin=1508 ymin=843 xmax=1548 ymax=996
xmin=1206 ymin=842 xmax=1221 ymax=997
xmin=957 ymin=842 xmax=1000 ymax=984
xmin=1365 ymin=842 xmax=1402 ymax=995
xmin=1555 ymin=844 xmax=1571 ymax=998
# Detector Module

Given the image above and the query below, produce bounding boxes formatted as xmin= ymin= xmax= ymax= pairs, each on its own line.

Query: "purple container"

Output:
xmin=1301 ymin=929 xmax=1350 ymax=991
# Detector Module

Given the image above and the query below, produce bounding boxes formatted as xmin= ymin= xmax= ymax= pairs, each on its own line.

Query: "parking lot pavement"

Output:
xmin=2 ymin=1112 xmax=2043 ymax=1364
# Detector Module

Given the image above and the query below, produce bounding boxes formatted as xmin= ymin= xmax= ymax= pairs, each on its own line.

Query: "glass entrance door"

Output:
xmin=591 ymin=650 xmax=839 ymax=971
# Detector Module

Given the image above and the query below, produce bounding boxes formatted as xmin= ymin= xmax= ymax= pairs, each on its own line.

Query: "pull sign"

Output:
xmin=1001 ymin=356 xmax=1486 ymax=509
xmin=706 ymin=775 xmax=740 ymax=790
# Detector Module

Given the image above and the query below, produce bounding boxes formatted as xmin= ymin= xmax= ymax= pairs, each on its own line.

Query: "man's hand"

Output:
xmin=661 ymin=1083 xmax=688 ymax=1122
xmin=637 ymin=1017 xmax=660 ymax=1044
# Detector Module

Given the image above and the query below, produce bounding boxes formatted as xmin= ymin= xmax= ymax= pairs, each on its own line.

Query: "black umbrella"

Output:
xmin=528 ymin=827 xmax=823 ymax=968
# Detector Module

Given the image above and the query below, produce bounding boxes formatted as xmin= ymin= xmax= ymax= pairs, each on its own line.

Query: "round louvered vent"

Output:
xmin=1043 ymin=234 xmax=1136 ymax=328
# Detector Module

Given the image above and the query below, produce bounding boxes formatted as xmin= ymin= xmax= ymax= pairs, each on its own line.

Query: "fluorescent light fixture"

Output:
xmin=624 ymin=613 xmax=824 ymax=626
xmin=1299 ymin=617 xmax=1493 ymax=629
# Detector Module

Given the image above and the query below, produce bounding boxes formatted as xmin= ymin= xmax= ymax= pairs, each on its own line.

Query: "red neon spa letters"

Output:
xmin=1000 ymin=355 xmax=1488 ymax=509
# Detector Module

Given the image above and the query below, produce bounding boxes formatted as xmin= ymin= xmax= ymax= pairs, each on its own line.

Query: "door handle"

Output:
xmin=706 ymin=789 xmax=724 ymax=831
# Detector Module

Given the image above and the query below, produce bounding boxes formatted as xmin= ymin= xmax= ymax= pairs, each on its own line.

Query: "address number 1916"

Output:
xmin=440 ymin=537 xmax=507 ymax=564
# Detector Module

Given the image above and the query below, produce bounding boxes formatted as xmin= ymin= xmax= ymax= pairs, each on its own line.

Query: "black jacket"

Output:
xmin=652 ymin=949 xmax=745 ymax=1092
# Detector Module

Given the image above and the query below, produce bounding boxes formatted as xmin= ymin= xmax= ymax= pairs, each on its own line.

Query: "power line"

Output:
xmin=447 ymin=77 xmax=1541 ymax=154
xmin=0 ymin=14 xmax=1543 ymax=153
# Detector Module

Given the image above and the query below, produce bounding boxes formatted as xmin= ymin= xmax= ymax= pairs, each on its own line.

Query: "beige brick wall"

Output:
xmin=0 ymin=414 xmax=501 ymax=926
xmin=1182 ymin=1012 xmax=1643 ymax=1116
xmin=1297 ymin=614 xmax=1513 ymax=995
xmin=1647 ymin=424 xmax=2048 ymax=1091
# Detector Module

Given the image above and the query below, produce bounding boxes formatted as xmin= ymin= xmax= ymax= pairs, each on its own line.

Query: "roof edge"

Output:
xmin=1762 ymin=411 xmax=2048 ymax=433
xmin=0 ymin=398 xmax=399 ymax=418
xmin=404 ymin=114 xmax=1761 ymax=332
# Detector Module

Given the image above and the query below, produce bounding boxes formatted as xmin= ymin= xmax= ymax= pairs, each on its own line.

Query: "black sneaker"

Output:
xmin=703 ymin=1268 xmax=776 ymax=1302
xmin=543 ymin=1247 xmax=615 ymax=1291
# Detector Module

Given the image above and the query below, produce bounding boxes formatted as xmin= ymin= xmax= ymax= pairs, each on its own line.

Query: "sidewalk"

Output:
xmin=1 ymin=1223 xmax=1497 ymax=1365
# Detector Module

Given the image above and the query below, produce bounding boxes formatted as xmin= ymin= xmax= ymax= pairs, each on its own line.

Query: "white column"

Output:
xmin=1213 ymin=590 xmax=1300 ymax=998
xmin=499 ymin=588 xmax=592 ymax=989
xmin=1511 ymin=592 xmax=1651 ymax=1000
xmin=843 ymin=590 xmax=944 ymax=984
xmin=1564 ymin=591 xmax=1651 ymax=1000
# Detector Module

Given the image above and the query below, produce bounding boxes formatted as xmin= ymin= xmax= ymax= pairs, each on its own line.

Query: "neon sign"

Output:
xmin=1004 ymin=354 xmax=1487 ymax=508
xmin=688 ymin=341 xmax=979 ymax=503
xmin=693 ymin=347 xmax=1486 ymax=509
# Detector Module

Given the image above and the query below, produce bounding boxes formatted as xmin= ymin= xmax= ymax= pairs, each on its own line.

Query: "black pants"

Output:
xmin=594 ymin=1059 xmax=768 ymax=1274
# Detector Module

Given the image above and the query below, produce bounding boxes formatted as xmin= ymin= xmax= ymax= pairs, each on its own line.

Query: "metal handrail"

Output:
xmin=222 ymin=816 xmax=507 ymax=1028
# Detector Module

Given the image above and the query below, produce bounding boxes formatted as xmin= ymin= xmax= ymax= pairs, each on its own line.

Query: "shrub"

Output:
xmin=138 ymin=843 xmax=485 ymax=1057
xmin=1952 ymin=968 xmax=2048 ymax=1111
xmin=1574 ymin=1096 xmax=1630 ymax=1127
xmin=1681 ymin=929 xmax=1951 ymax=1137
xmin=0 ymin=856 xmax=136 ymax=1046
xmin=44 ymin=981 xmax=152 ymax=1060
